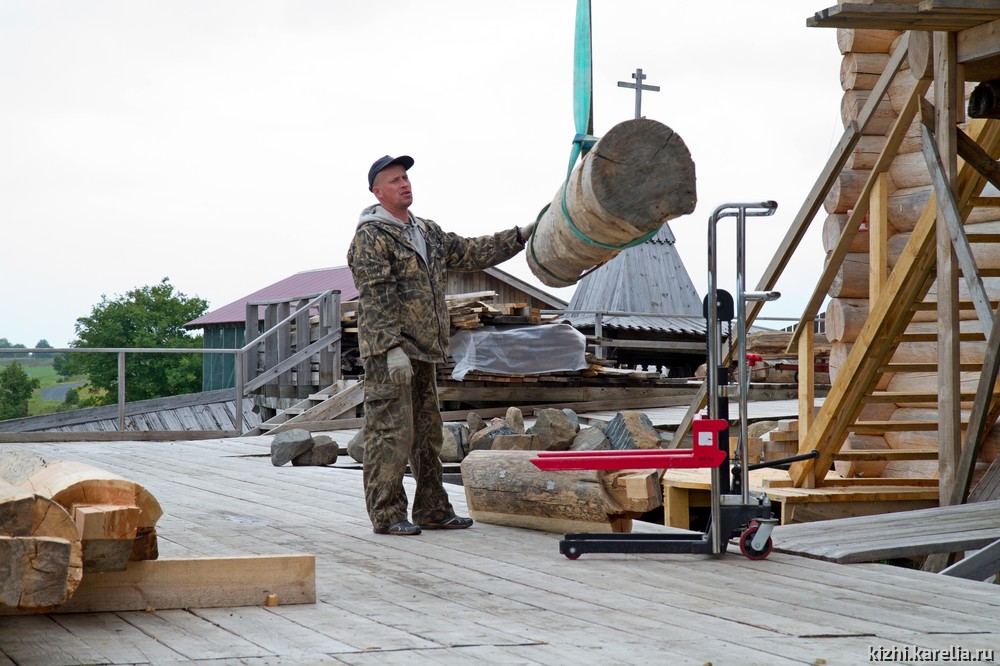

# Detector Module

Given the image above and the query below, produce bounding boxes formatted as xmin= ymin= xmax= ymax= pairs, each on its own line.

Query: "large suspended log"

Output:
xmin=0 ymin=452 xmax=162 ymax=573
xmin=460 ymin=449 xmax=661 ymax=533
xmin=526 ymin=118 xmax=696 ymax=287
xmin=0 ymin=480 xmax=81 ymax=610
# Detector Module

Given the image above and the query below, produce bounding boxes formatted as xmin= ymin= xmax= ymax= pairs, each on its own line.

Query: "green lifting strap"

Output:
xmin=530 ymin=0 xmax=658 ymax=286
xmin=570 ymin=0 xmax=594 ymax=170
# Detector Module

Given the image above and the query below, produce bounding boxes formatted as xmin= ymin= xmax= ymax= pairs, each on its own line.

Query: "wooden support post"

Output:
xmin=940 ymin=539 xmax=1000 ymax=582
xmin=951 ymin=307 xmax=1000 ymax=505
xmin=935 ymin=31 xmax=961 ymax=507
xmin=797 ymin=325 xmax=815 ymax=444
xmin=869 ymin=172 xmax=889 ymax=303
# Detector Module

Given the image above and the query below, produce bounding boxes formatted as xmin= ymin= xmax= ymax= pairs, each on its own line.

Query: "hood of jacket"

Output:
xmin=357 ymin=204 xmax=410 ymax=229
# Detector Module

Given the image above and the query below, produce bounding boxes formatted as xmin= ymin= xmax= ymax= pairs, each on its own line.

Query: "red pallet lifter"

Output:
xmin=531 ymin=202 xmax=816 ymax=560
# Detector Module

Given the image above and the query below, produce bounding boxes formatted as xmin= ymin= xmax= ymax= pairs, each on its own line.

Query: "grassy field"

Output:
xmin=0 ymin=357 xmax=88 ymax=417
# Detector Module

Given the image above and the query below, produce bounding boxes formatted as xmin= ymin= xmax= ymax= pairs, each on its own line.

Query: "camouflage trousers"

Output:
xmin=361 ymin=353 xmax=455 ymax=531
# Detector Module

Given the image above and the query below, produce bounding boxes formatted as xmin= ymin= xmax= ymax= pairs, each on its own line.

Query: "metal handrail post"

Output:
xmin=117 ymin=351 xmax=126 ymax=432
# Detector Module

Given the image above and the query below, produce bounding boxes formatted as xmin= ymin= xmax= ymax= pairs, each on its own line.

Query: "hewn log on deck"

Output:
xmin=460 ymin=450 xmax=660 ymax=533
xmin=527 ymin=118 xmax=696 ymax=287
xmin=0 ymin=479 xmax=81 ymax=610
xmin=0 ymin=452 xmax=161 ymax=573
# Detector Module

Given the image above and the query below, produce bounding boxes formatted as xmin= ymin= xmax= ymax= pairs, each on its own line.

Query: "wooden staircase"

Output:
xmin=246 ymin=379 xmax=364 ymax=436
xmin=789 ymin=114 xmax=1000 ymax=489
xmin=672 ymin=14 xmax=1000 ymax=513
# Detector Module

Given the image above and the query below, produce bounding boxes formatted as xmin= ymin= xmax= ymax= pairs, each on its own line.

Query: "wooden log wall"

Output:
xmin=826 ymin=27 xmax=1000 ymax=479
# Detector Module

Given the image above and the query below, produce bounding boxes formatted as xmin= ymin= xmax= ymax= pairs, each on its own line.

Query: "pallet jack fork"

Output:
xmin=531 ymin=202 xmax=783 ymax=560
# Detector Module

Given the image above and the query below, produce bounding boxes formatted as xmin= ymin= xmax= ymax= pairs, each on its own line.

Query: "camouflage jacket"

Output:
xmin=347 ymin=204 xmax=525 ymax=363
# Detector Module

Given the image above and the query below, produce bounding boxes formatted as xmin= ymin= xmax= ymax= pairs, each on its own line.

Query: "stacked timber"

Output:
xmin=0 ymin=452 xmax=162 ymax=612
xmin=527 ymin=117 xmax=696 ymax=287
xmin=826 ymin=27 xmax=1000 ymax=479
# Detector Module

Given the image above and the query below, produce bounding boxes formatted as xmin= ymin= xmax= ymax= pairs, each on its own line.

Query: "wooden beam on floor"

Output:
xmin=1 ymin=554 xmax=316 ymax=615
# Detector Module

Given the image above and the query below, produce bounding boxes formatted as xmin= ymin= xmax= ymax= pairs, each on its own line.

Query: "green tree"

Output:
xmin=0 ymin=361 xmax=40 ymax=420
xmin=72 ymin=278 xmax=208 ymax=405
xmin=33 ymin=339 xmax=55 ymax=359
xmin=0 ymin=338 xmax=29 ymax=359
xmin=52 ymin=352 xmax=81 ymax=379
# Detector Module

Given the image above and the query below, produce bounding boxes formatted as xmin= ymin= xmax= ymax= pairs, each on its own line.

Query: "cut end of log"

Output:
xmin=527 ymin=118 xmax=697 ymax=287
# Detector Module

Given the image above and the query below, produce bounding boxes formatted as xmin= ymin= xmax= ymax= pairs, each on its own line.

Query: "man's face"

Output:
xmin=373 ymin=164 xmax=413 ymax=211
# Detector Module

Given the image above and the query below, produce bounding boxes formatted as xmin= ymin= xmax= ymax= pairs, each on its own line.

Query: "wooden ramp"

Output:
xmin=771 ymin=499 xmax=1000 ymax=563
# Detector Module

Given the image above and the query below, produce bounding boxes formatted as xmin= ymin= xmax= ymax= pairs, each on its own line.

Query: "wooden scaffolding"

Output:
xmin=677 ymin=2 xmax=1000 ymax=516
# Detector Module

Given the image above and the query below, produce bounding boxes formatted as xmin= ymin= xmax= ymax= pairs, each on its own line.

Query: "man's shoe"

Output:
xmin=419 ymin=515 xmax=474 ymax=530
xmin=373 ymin=520 xmax=422 ymax=536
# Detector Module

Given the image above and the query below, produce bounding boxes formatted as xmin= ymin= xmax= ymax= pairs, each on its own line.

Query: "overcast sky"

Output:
xmin=1 ymin=1 xmax=844 ymax=348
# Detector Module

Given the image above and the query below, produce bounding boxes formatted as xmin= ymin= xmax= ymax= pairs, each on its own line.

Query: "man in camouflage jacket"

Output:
xmin=347 ymin=155 xmax=535 ymax=536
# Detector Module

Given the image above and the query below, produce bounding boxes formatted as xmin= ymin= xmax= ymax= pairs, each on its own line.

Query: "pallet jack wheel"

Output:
xmin=564 ymin=547 xmax=581 ymax=560
xmin=738 ymin=525 xmax=772 ymax=560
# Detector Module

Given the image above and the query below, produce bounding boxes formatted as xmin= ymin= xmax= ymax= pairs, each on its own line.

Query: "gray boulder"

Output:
xmin=271 ymin=429 xmax=314 ymax=466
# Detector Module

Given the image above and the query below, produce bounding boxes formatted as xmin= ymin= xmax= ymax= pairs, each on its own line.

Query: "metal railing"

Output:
xmin=0 ymin=291 xmax=342 ymax=437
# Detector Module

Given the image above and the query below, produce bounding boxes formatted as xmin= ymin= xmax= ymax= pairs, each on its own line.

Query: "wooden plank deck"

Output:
xmin=1 ymin=435 xmax=998 ymax=665
xmin=771 ymin=500 xmax=1000 ymax=564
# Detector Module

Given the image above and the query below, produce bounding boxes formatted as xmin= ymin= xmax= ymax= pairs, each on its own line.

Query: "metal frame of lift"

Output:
xmin=531 ymin=202 xmax=785 ymax=560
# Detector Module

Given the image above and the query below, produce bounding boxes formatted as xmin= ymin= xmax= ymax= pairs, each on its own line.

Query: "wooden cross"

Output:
xmin=617 ymin=68 xmax=660 ymax=119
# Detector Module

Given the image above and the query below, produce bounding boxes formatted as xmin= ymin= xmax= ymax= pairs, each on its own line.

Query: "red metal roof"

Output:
xmin=185 ymin=266 xmax=358 ymax=328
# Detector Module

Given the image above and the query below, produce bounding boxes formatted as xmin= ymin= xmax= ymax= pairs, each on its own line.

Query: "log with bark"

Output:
xmin=526 ymin=117 xmax=696 ymax=287
xmin=460 ymin=450 xmax=661 ymax=533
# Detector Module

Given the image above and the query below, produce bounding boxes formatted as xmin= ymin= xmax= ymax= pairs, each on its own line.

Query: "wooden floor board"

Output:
xmin=112 ymin=609 xmax=273 ymax=661
xmin=0 ymin=436 xmax=997 ymax=665
xmin=190 ymin=606 xmax=358 ymax=655
xmin=51 ymin=613 xmax=186 ymax=664
xmin=772 ymin=500 xmax=1000 ymax=562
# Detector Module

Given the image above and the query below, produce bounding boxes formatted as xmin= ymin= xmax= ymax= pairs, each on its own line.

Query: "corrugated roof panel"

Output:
xmin=185 ymin=266 xmax=358 ymax=328
xmin=563 ymin=221 xmax=704 ymax=335
xmin=560 ymin=313 xmax=707 ymax=336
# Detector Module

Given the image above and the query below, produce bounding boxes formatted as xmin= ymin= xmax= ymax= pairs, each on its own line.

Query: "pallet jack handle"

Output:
xmin=706 ymin=201 xmax=778 ymax=553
